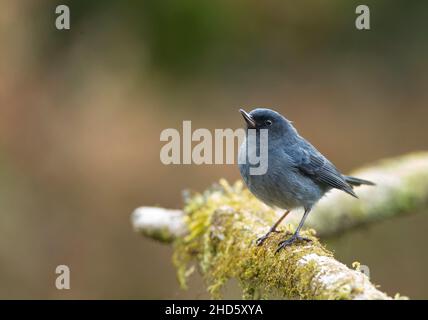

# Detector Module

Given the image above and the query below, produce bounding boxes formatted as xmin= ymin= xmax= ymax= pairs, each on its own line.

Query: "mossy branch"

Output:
xmin=131 ymin=152 xmax=428 ymax=299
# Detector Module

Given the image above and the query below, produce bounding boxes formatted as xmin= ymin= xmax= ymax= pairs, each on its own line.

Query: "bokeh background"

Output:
xmin=0 ymin=0 xmax=427 ymax=299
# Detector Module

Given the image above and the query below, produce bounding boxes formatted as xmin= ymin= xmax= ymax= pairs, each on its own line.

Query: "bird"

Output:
xmin=238 ymin=108 xmax=374 ymax=252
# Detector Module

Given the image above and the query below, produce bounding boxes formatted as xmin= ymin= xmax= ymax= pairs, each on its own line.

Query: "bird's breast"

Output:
xmin=239 ymin=147 xmax=325 ymax=210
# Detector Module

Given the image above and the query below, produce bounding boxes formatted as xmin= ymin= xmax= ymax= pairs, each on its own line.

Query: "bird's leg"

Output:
xmin=276 ymin=207 xmax=312 ymax=253
xmin=256 ymin=210 xmax=291 ymax=246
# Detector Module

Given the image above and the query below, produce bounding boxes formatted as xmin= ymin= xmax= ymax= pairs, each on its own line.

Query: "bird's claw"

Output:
xmin=256 ymin=229 xmax=282 ymax=246
xmin=256 ymin=233 xmax=271 ymax=246
xmin=276 ymin=234 xmax=312 ymax=253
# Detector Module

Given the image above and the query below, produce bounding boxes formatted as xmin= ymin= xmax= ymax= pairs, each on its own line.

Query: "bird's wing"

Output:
xmin=294 ymin=145 xmax=357 ymax=198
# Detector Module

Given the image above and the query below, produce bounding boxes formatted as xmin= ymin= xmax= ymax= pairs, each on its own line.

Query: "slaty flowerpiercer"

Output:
xmin=238 ymin=108 xmax=374 ymax=252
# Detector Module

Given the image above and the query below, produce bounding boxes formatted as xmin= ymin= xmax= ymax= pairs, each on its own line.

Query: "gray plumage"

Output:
xmin=238 ymin=108 xmax=374 ymax=251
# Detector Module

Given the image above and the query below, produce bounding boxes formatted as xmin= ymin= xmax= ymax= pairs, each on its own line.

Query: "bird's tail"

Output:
xmin=345 ymin=176 xmax=375 ymax=187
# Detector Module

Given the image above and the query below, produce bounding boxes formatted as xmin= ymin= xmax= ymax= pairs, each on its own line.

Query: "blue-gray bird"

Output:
xmin=238 ymin=108 xmax=374 ymax=252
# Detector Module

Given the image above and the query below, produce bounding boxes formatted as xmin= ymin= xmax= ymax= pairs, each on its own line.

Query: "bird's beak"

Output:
xmin=239 ymin=109 xmax=256 ymax=128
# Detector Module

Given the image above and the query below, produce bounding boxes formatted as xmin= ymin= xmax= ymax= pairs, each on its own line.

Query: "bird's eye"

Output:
xmin=265 ymin=120 xmax=272 ymax=126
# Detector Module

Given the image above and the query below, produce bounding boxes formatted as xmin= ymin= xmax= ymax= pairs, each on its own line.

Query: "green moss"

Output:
xmin=173 ymin=179 xmax=338 ymax=299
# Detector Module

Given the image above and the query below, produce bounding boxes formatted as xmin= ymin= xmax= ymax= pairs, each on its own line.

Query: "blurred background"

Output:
xmin=0 ymin=0 xmax=427 ymax=299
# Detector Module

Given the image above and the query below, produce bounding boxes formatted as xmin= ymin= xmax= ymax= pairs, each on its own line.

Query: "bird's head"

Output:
xmin=239 ymin=108 xmax=296 ymax=140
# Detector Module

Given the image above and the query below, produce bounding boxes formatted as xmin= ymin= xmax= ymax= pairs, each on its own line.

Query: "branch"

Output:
xmin=131 ymin=152 xmax=428 ymax=299
xmin=133 ymin=188 xmax=391 ymax=299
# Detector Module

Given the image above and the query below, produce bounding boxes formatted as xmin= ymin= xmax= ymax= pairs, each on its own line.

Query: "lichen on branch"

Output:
xmin=173 ymin=179 xmax=392 ymax=299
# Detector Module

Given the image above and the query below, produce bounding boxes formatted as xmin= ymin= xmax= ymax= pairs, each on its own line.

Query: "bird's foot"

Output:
xmin=256 ymin=229 xmax=284 ymax=246
xmin=276 ymin=234 xmax=312 ymax=253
